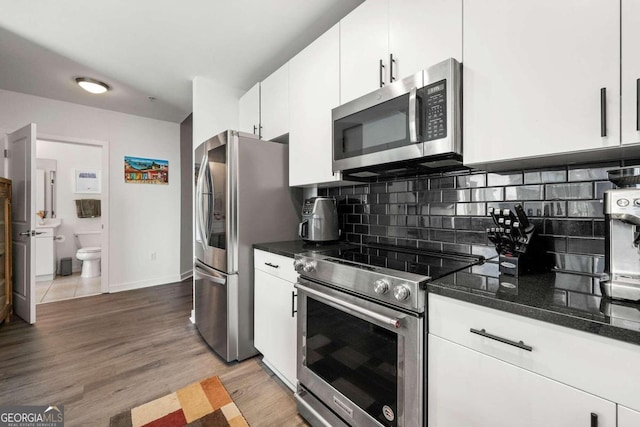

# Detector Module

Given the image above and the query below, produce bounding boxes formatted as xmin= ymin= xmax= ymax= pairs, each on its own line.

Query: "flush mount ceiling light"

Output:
xmin=75 ymin=77 xmax=110 ymax=94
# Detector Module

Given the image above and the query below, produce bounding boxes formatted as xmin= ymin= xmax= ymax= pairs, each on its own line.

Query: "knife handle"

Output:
xmin=514 ymin=204 xmax=532 ymax=232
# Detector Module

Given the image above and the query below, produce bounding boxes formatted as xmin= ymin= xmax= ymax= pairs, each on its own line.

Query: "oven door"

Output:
xmin=332 ymin=72 xmax=424 ymax=173
xmin=295 ymin=278 xmax=423 ymax=427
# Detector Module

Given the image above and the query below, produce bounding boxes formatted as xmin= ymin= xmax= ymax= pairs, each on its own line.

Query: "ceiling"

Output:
xmin=0 ymin=0 xmax=363 ymax=123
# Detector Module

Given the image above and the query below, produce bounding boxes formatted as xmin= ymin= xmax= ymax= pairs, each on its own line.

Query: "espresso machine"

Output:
xmin=298 ymin=197 xmax=340 ymax=243
xmin=602 ymin=168 xmax=640 ymax=302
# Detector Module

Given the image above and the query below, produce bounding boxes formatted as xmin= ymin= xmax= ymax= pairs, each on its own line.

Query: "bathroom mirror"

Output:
xmin=36 ymin=158 xmax=57 ymax=218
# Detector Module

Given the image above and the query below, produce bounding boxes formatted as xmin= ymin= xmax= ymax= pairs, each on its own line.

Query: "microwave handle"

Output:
xmin=409 ymin=86 xmax=418 ymax=143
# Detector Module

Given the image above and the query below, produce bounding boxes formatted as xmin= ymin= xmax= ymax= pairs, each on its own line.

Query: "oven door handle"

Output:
xmin=295 ymin=282 xmax=401 ymax=329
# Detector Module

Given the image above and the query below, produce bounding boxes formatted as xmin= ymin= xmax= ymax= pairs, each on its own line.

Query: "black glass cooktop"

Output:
xmin=320 ymin=244 xmax=486 ymax=282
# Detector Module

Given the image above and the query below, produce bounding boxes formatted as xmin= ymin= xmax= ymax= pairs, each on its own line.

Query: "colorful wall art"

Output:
xmin=124 ymin=156 xmax=169 ymax=184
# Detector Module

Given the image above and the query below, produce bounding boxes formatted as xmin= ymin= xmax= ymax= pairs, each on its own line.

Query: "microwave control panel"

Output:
xmin=422 ymin=79 xmax=447 ymax=141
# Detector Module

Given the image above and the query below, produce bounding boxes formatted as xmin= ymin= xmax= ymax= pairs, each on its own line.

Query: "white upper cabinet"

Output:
xmin=239 ymin=82 xmax=260 ymax=136
xmin=388 ymin=0 xmax=462 ymax=81
xmin=622 ymin=0 xmax=640 ymax=145
xmin=260 ymin=62 xmax=289 ymax=141
xmin=340 ymin=0 xmax=389 ymax=104
xmin=463 ymin=0 xmax=620 ymax=167
xmin=289 ymin=24 xmax=342 ymax=187
xmin=340 ymin=0 xmax=463 ymax=105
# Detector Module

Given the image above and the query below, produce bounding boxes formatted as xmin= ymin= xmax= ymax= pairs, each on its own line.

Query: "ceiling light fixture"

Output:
xmin=75 ymin=77 xmax=110 ymax=94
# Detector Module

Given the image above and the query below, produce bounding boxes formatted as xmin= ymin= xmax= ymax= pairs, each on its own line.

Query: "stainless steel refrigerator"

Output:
xmin=194 ymin=130 xmax=300 ymax=362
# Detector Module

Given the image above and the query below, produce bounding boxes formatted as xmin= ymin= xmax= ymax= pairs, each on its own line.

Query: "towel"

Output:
xmin=75 ymin=199 xmax=101 ymax=218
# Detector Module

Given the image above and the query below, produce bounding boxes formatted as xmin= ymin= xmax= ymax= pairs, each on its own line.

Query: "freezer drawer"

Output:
xmin=194 ymin=260 xmax=237 ymax=362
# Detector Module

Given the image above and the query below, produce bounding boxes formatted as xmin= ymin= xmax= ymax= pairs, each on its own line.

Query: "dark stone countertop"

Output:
xmin=428 ymin=263 xmax=640 ymax=346
xmin=253 ymin=240 xmax=357 ymax=259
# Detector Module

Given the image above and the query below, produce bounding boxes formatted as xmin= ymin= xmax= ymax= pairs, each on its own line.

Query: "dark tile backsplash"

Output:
xmin=319 ymin=161 xmax=637 ymax=277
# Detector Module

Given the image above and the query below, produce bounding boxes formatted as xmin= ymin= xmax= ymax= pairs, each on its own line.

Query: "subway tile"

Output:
xmin=546 ymin=183 xmax=593 ymax=200
xmin=567 ymin=237 xmax=604 ymax=255
xmin=487 ymin=172 xmax=523 ymax=186
xmin=524 ymin=169 xmax=567 ymax=184
xmin=457 ymin=174 xmax=487 ymax=188
xmin=524 ymin=201 xmax=566 ymax=217
xmin=387 ymin=180 xmax=408 ymax=192
xmin=595 ymin=181 xmax=614 ymax=199
xmin=544 ymin=219 xmax=593 ymax=236
xmin=456 ymin=203 xmax=486 ymax=216
xmin=443 ymin=243 xmax=472 ymax=254
xmin=505 ymin=185 xmax=544 ymax=201
xmin=430 ymin=203 xmax=456 ymax=216
xmin=430 ymin=176 xmax=455 ymax=189
xmin=456 ymin=231 xmax=487 ymax=244
xmin=397 ymin=192 xmax=417 ymax=203
xmin=552 ymin=253 xmax=594 ymax=273
xmin=431 ymin=229 xmax=456 ymax=243
xmin=472 ymin=187 xmax=504 ymax=202
xmin=568 ymin=164 xmax=617 ymax=182
xmin=567 ymin=201 xmax=603 ymax=218
xmin=442 ymin=189 xmax=471 ymax=202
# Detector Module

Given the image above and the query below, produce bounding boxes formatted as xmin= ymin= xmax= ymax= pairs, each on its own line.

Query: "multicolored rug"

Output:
xmin=110 ymin=376 xmax=249 ymax=427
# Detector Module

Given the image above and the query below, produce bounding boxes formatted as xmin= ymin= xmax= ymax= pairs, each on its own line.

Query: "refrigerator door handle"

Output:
xmin=195 ymin=153 xmax=209 ymax=252
xmin=194 ymin=261 xmax=227 ymax=286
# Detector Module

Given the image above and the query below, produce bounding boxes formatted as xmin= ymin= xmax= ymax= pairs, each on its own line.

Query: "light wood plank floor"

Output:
xmin=0 ymin=279 xmax=309 ymax=427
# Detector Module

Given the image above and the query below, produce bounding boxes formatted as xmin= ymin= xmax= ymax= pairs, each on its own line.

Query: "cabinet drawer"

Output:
xmin=254 ymin=249 xmax=298 ymax=283
xmin=429 ymin=293 xmax=640 ymax=411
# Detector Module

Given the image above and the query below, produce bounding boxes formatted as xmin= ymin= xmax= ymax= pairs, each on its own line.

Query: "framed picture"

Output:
xmin=124 ymin=156 xmax=169 ymax=185
xmin=74 ymin=169 xmax=101 ymax=193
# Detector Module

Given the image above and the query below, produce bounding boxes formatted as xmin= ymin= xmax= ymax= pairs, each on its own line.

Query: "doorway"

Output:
xmin=34 ymin=135 xmax=109 ymax=304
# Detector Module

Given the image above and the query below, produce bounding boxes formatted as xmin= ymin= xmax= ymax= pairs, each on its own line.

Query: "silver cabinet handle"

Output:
xmin=295 ymin=282 xmax=401 ymax=328
xmin=470 ymin=328 xmax=533 ymax=351
xmin=409 ymin=87 xmax=418 ymax=142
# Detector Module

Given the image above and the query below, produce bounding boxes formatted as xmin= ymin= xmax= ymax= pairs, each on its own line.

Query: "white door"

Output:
xmin=7 ymin=123 xmax=37 ymax=324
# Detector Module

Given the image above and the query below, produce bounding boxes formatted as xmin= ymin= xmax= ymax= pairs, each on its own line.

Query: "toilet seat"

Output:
xmin=78 ymin=246 xmax=101 ymax=254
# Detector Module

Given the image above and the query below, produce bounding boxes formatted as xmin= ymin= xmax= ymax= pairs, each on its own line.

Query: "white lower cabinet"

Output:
xmin=619 ymin=405 xmax=640 ymax=426
xmin=428 ymin=334 xmax=616 ymax=427
xmin=253 ymin=250 xmax=297 ymax=391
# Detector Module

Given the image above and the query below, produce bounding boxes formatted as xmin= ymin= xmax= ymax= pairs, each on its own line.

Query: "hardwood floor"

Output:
xmin=0 ymin=279 xmax=309 ymax=427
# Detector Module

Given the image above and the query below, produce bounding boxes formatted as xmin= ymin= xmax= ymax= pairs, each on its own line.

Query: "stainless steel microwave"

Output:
xmin=332 ymin=58 xmax=462 ymax=178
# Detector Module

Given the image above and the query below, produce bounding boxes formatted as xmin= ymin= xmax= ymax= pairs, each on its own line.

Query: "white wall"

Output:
xmin=0 ymin=88 xmax=182 ymax=292
xmin=37 ymin=140 xmax=102 ymax=272
xmin=192 ymin=76 xmax=244 ymax=147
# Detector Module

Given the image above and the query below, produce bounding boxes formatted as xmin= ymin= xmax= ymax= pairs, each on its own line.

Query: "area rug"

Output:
xmin=110 ymin=376 xmax=249 ymax=427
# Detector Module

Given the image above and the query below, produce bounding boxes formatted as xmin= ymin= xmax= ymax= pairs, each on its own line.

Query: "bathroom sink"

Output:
xmin=36 ymin=218 xmax=62 ymax=229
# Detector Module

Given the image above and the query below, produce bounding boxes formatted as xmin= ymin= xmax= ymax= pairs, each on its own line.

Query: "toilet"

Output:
xmin=75 ymin=231 xmax=101 ymax=278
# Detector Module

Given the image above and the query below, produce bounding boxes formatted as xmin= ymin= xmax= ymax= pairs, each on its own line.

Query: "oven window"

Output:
xmin=307 ymin=298 xmax=398 ymax=427
xmin=334 ymin=93 xmax=411 ymax=160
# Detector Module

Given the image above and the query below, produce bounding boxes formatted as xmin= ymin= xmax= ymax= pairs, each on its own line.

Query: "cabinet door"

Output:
xmin=254 ymin=268 xmax=297 ymax=390
xmin=261 ymin=62 xmax=289 ymax=141
xmin=35 ymin=234 xmax=54 ymax=276
xmin=463 ymin=0 xmax=620 ymax=166
xmin=619 ymin=405 xmax=640 ymax=426
xmin=289 ymin=24 xmax=341 ymax=187
xmin=239 ymin=82 xmax=260 ymax=136
xmin=622 ymin=0 xmax=640 ymax=145
xmin=388 ymin=0 xmax=462 ymax=81
xmin=428 ymin=334 xmax=616 ymax=427
xmin=339 ymin=0 xmax=389 ymax=104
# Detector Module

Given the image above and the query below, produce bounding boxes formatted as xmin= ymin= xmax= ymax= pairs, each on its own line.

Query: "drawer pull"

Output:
xmin=591 ymin=412 xmax=598 ymax=427
xmin=470 ymin=328 xmax=533 ymax=352
xmin=264 ymin=262 xmax=279 ymax=269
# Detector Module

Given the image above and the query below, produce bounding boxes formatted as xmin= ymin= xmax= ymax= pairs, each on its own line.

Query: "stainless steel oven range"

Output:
xmin=293 ymin=244 xmax=483 ymax=427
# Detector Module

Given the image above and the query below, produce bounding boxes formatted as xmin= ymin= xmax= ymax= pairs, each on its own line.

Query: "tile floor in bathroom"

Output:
xmin=36 ymin=272 xmax=101 ymax=303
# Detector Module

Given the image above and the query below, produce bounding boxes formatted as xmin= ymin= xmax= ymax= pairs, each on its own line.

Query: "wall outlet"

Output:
xmin=150 ymin=252 xmax=157 ymax=261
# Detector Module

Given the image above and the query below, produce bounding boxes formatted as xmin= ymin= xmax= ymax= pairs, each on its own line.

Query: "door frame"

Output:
xmin=37 ymin=133 xmax=110 ymax=294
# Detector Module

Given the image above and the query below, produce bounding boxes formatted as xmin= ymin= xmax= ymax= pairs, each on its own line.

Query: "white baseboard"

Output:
xmin=180 ymin=270 xmax=193 ymax=281
xmin=109 ymin=274 xmax=183 ymax=293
